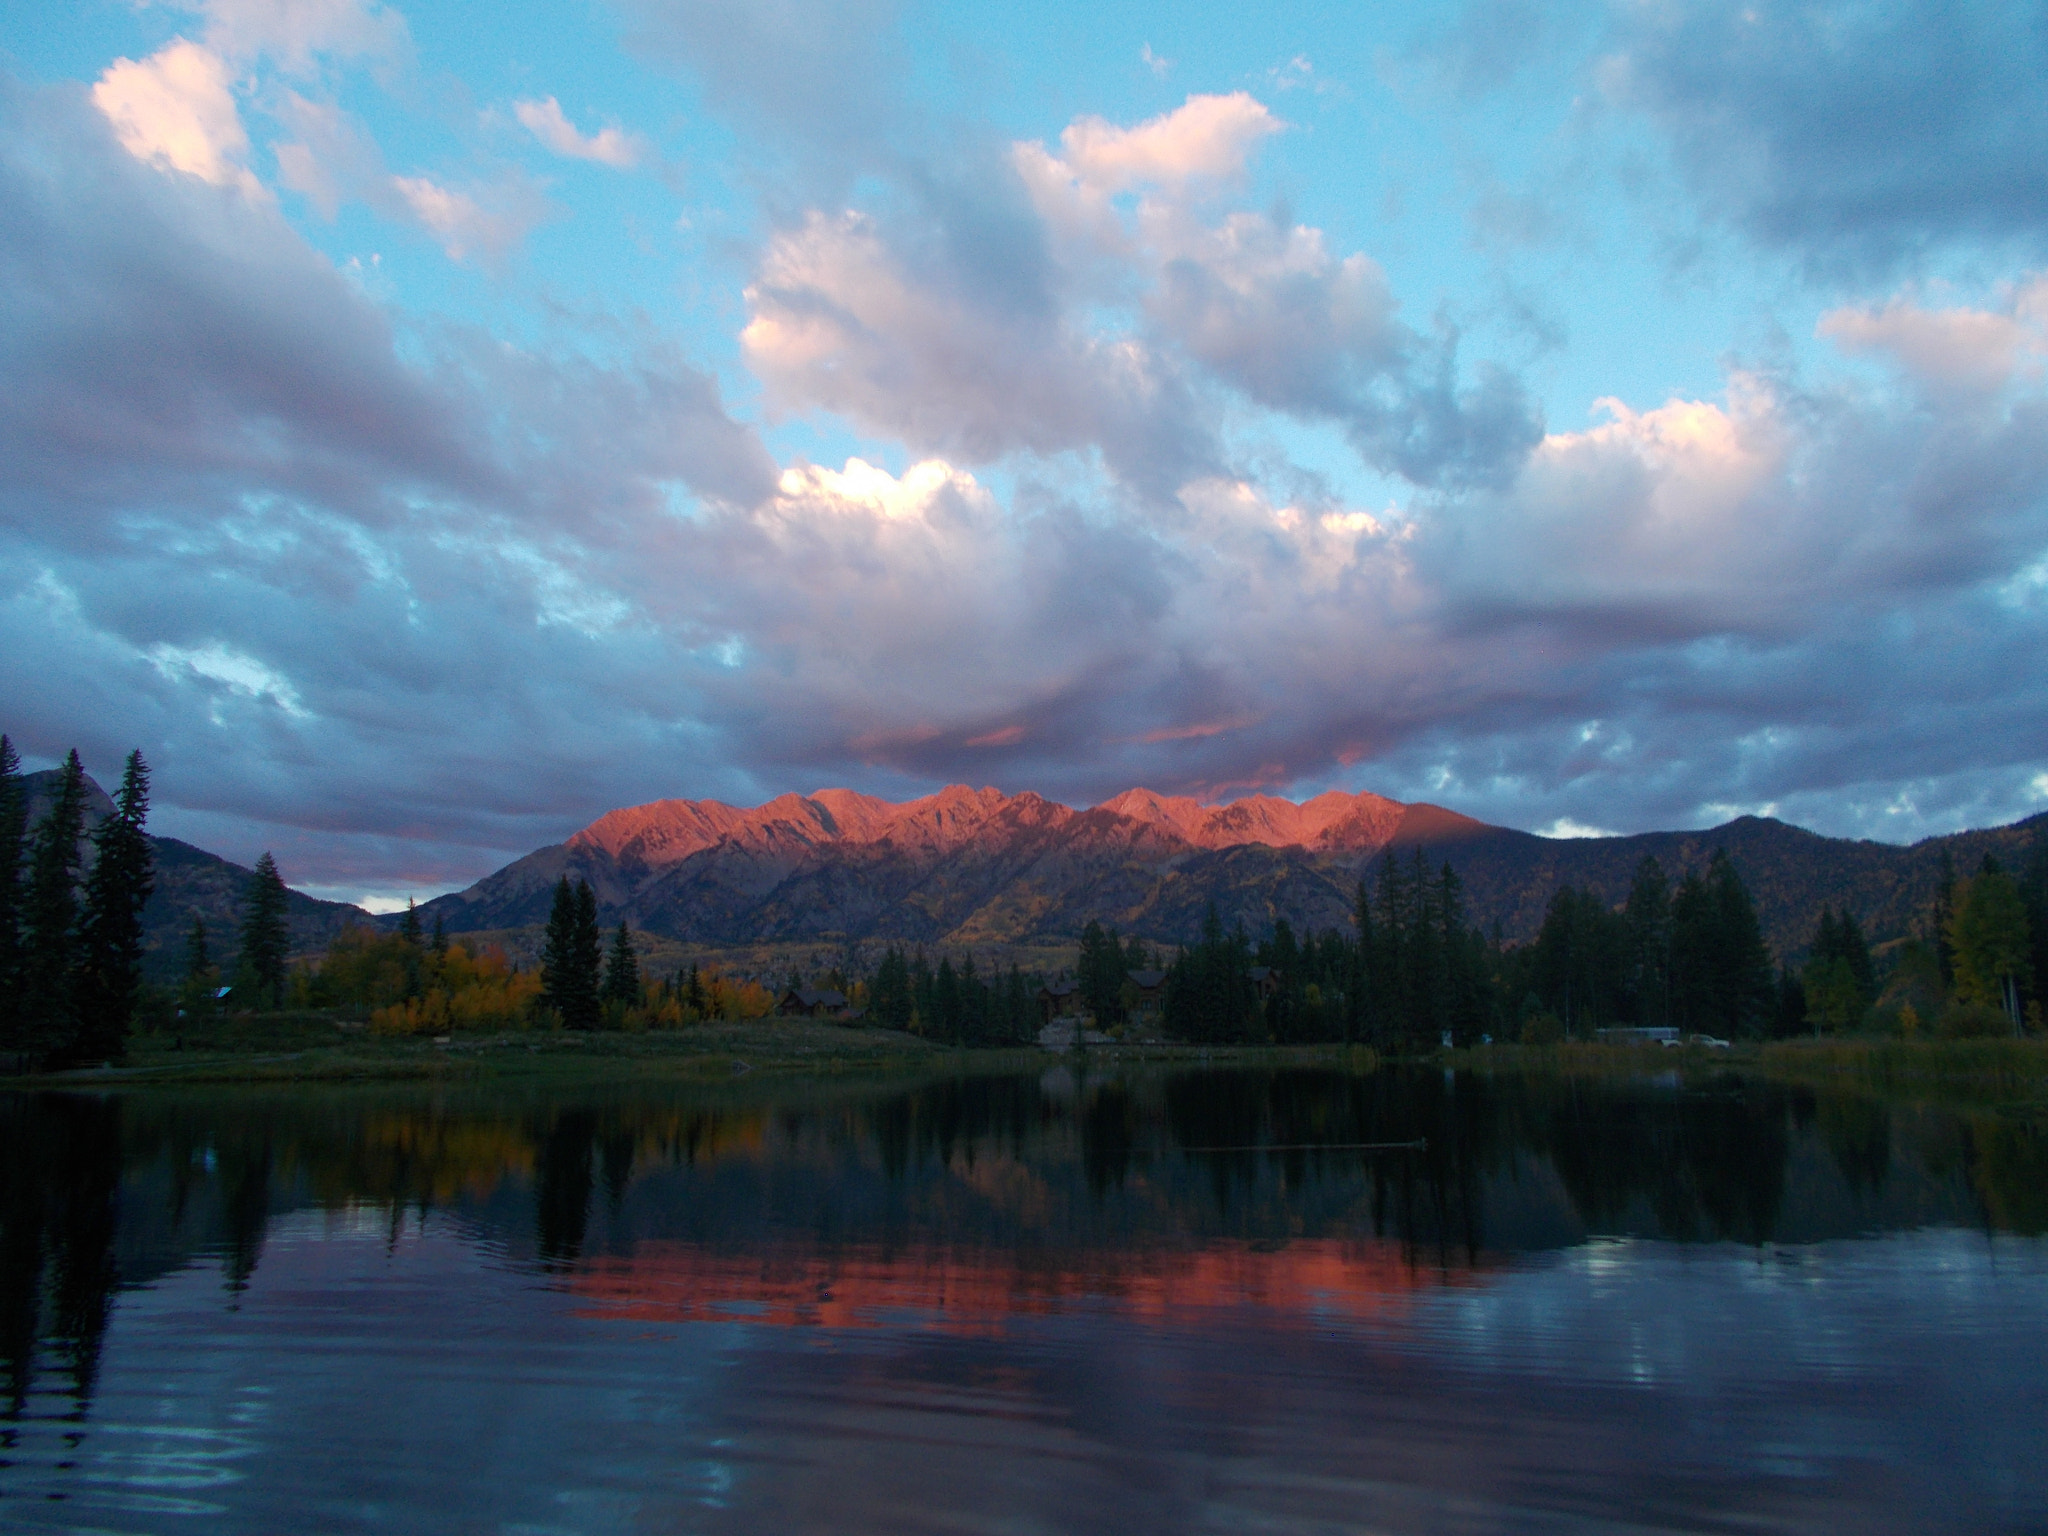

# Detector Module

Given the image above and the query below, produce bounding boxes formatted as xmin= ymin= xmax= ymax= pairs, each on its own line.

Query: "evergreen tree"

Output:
xmin=1077 ymin=920 xmax=1126 ymax=1026
xmin=1668 ymin=868 xmax=1714 ymax=1033
xmin=871 ymin=947 xmax=913 ymax=1030
xmin=181 ymin=916 xmax=217 ymax=1017
xmin=934 ymin=955 xmax=962 ymax=1043
xmin=1623 ymin=856 xmax=1672 ymax=1027
xmin=1949 ymin=862 xmax=2033 ymax=1031
xmin=72 ymin=750 xmax=154 ymax=1065
xmin=1161 ymin=903 xmax=1255 ymax=1043
xmin=20 ymin=750 xmax=87 ymax=1064
xmin=0 ymin=736 xmax=27 ymax=1059
xmin=1347 ymin=877 xmax=1375 ymax=1045
xmin=602 ymin=922 xmax=640 ymax=1010
xmin=1802 ymin=905 xmax=1877 ymax=1035
xmin=1004 ymin=965 xmax=1031 ymax=1044
xmin=1259 ymin=917 xmax=1302 ymax=1042
xmin=430 ymin=913 xmax=448 ymax=960
xmin=1669 ymin=851 xmax=1773 ymax=1038
xmin=1771 ymin=965 xmax=1808 ymax=1038
xmin=237 ymin=852 xmax=292 ymax=1009
xmin=909 ymin=950 xmax=935 ymax=1033
xmin=399 ymin=899 xmax=423 ymax=946
xmin=540 ymin=877 xmax=603 ymax=1029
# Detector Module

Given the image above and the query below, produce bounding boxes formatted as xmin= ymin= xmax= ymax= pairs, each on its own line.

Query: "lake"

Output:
xmin=3 ymin=1062 xmax=2045 ymax=1532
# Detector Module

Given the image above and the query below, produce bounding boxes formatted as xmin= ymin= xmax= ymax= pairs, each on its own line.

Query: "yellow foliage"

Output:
xmin=363 ymin=941 xmax=542 ymax=1035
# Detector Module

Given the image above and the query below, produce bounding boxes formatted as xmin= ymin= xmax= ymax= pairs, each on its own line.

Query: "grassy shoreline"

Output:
xmin=13 ymin=1014 xmax=2043 ymax=1105
xmin=6 ymin=1011 xmax=1385 ymax=1089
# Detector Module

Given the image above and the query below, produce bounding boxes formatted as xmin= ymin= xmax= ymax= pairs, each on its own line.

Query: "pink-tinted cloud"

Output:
xmin=513 ymin=97 xmax=647 ymax=168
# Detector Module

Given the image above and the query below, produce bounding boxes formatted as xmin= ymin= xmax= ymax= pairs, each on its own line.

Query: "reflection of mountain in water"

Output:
xmin=2 ymin=1067 xmax=2044 ymax=1421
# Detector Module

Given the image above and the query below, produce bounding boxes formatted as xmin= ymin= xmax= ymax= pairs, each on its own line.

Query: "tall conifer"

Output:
xmin=237 ymin=852 xmax=292 ymax=1009
xmin=20 ymin=750 xmax=87 ymax=1065
xmin=540 ymin=878 xmax=602 ymax=1030
xmin=602 ymin=922 xmax=639 ymax=1010
xmin=73 ymin=750 xmax=154 ymax=1064
xmin=0 ymin=736 xmax=26 ymax=1058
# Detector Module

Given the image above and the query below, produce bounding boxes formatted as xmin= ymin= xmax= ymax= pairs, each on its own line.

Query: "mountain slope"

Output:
xmin=419 ymin=784 xmax=2045 ymax=957
xmin=18 ymin=768 xmax=372 ymax=979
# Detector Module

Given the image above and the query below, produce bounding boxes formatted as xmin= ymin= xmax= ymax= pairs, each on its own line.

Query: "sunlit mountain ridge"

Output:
xmin=417 ymin=783 xmax=2047 ymax=957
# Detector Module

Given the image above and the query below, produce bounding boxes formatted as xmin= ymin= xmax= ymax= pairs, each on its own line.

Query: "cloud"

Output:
xmin=270 ymin=92 xmax=549 ymax=262
xmin=1819 ymin=278 xmax=2048 ymax=396
xmin=7 ymin=62 xmax=2048 ymax=904
xmin=744 ymin=95 xmax=1540 ymax=492
xmin=189 ymin=0 xmax=410 ymax=74
xmin=1601 ymin=0 xmax=2048 ymax=271
xmin=91 ymin=39 xmax=263 ymax=197
xmin=742 ymin=206 xmax=1214 ymax=491
xmin=513 ymin=97 xmax=647 ymax=168
xmin=390 ymin=173 xmax=544 ymax=264
xmin=616 ymin=0 xmax=906 ymax=162
xmin=1050 ymin=92 xmax=1281 ymax=192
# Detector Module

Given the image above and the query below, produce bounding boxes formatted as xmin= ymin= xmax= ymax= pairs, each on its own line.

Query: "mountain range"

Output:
xmin=413 ymin=784 xmax=2048 ymax=959
xmin=20 ymin=770 xmax=2046 ymax=974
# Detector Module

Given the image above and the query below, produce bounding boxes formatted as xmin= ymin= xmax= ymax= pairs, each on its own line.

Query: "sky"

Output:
xmin=3 ymin=0 xmax=2047 ymax=909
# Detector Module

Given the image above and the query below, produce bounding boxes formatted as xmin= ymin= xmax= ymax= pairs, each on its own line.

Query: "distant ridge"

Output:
xmin=416 ymin=784 xmax=2048 ymax=956
xmin=19 ymin=767 xmax=371 ymax=978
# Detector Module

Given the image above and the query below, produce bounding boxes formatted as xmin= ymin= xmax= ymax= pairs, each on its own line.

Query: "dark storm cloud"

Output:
xmin=1603 ymin=0 xmax=2048 ymax=271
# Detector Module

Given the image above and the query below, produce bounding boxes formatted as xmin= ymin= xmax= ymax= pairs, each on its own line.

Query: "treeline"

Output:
xmin=1093 ymin=841 xmax=2048 ymax=1049
xmin=1149 ymin=851 xmax=1498 ymax=1048
xmin=276 ymin=877 xmax=778 ymax=1033
xmin=867 ymin=945 xmax=1040 ymax=1043
xmin=0 ymin=740 xmax=156 ymax=1070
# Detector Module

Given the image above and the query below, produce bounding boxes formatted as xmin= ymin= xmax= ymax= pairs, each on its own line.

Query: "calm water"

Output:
xmin=3 ymin=1064 xmax=2046 ymax=1533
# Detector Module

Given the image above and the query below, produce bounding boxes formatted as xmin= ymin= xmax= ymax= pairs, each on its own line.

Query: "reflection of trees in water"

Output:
xmin=1962 ymin=1113 xmax=2048 ymax=1235
xmin=1526 ymin=1078 xmax=1791 ymax=1244
xmin=1158 ymin=1068 xmax=1497 ymax=1268
xmin=1817 ymin=1093 xmax=1892 ymax=1197
xmin=10 ymin=1071 xmax=2043 ymax=1349
xmin=534 ymin=1109 xmax=598 ymax=1269
xmin=0 ymin=1095 xmax=122 ymax=1420
xmin=217 ymin=1131 xmax=273 ymax=1295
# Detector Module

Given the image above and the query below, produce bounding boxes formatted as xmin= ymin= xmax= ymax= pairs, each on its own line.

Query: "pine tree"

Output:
xmin=1623 ymin=856 xmax=1671 ymax=1027
xmin=540 ymin=876 xmax=602 ymax=1029
xmin=602 ymin=922 xmax=640 ymax=1011
xmin=1077 ymin=919 xmax=1126 ymax=1026
xmin=540 ymin=877 xmax=576 ymax=1020
xmin=181 ymin=916 xmax=217 ymax=1017
xmin=1348 ymin=877 xmax=1374 ymax=1045
xmin=72 ymin=750 xmax=154 ymax=1065
xmin=935 ymin=955 xmax=962 ymax=1043
xmin=0 ymin=736 xmax=27 ymax=1060
xmin=237 ymin=852 xmax=292 ymax=1009
xmin=1705 ymin=851 xmax=1773 ymax=1038
xmin=20 ymin=750 xmax=87 ymax=1065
